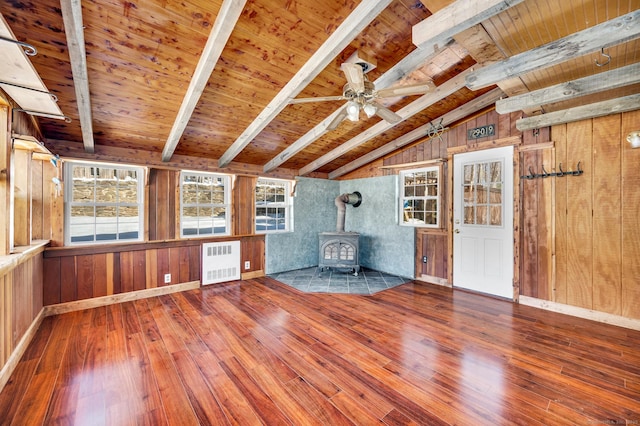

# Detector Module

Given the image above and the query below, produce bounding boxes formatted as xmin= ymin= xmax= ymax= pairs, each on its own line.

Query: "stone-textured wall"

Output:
xmin=266 ymin=175 xmax=414 ymax=278
xmin=265 ymin=177 xmax=338 ymax=274
xmin=340 ymin=176 xmax=414 ymax=278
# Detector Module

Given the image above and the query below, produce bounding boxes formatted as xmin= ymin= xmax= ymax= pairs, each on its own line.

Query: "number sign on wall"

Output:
xmin=467 ymin=124 xmax=495 ymax=140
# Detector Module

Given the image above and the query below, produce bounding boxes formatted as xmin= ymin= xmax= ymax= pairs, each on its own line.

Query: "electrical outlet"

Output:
xmin=164 ymin=273 xmax=171 ymax=283
xmin=244 ymin=261 xmax=250 ymax=270
xmin=422 ymin=256 xmax=428 ymax=264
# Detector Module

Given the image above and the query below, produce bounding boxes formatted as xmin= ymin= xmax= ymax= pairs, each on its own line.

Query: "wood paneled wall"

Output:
xmin=0 ymin=246 xmax=44 ymax=370
xmin=43 ymin=235 xmax=265 ymax=305
xmin=148 ymin=168 xmax=177 ymax=241
xmin=522 ymin=110 xmax=640 ymax=319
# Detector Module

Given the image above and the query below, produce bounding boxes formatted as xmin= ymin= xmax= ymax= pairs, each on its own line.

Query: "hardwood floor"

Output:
xmin=1 ymin=277 xmax=639 ymax=425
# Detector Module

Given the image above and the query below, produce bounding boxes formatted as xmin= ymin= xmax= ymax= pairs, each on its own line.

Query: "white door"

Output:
xmin=453 ymin=146 xmax=514 ymax=299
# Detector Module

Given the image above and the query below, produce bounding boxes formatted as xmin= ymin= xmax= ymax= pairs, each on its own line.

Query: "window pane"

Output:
xmin=72 ymin=173 xmax=94 ymax=202
xmin=476 ymin=183 xmax=489 ymax=204
xmin=119 ymin=178 xmax=138 ymax=203
xmin=490 ymin=206 xmax=502 ymax=226
xmin=95 ymin=169 xmax=117 ymax=202
xmin=489 ymin=161 xmax=502 ymax=182
xmin=404 ymin=186 xmax=415 ymax=197
xmin=464 ymin=206 xmax=474 ymax=224
xmin=476 ymin=205 xmax=488 ymax=225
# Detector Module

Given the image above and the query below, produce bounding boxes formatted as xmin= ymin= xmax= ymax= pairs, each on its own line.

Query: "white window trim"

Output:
xmin=64 ymin=160 xmax=145 ymax=246
xmin=399 ymin=166 xmax=441 ymax=228
xmin=179 ymin=171 xmax=231 ymax=238
xmin=255 ymin=177 xmax=294 ymax=234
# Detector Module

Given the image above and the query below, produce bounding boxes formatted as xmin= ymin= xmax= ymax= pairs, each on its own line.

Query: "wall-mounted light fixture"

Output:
xmin=627 ymin=131 xmax=640 ymax=149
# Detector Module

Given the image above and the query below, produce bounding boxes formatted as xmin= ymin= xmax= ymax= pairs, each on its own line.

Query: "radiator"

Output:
xmin=202 ymin=241 xmax=241 ymax=285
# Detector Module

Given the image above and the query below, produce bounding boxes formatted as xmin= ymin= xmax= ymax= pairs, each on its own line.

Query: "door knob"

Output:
xmin=454 ymin=229 xmax=460 ymax=233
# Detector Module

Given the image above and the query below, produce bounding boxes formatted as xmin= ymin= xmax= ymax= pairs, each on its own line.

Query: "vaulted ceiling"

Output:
xmin=1 ymin=0 xmax=639 ymax=178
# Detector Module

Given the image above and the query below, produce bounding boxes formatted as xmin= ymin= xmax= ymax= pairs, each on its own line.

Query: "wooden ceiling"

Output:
xmin=1 ymin=0 xmax=639 ymax=178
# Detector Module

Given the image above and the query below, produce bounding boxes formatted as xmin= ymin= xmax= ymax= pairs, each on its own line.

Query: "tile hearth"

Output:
xmin=269 ymin=267 xmax=410 ymax=295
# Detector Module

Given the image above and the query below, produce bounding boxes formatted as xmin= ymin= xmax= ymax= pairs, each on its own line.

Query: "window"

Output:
xmin=463 ymin=160 xmax=503 ymax=226
xmin=255 ymin=178 xmax=292 ymax=233
xmin=180 ymin=171 xmax=230 ymax=237
xmin=399 ymin=166 xmax=440 ymax=227
xmin=65 ymin=161 xmax=144 ymax=245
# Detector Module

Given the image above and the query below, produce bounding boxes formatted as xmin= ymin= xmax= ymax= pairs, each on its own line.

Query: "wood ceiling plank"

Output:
xmin=466 ymin=9 xmax=640 ymax=90
xmin=217 ymin=0 xmax=394 ymax=168
xmin=262 ymin=42 xmax=452 ymax=173
xmin=516 ymin=93 xmax=640 ymax=131
xmin=328 ymin=87 xmax=503 ymax=179
xmin=60 ymin=0 xmax=94 ymax=153
xmin=299 ymin=68 xmax=473 ymax=176
xmin=496 ymin=62 xmax=640 ymax=114
xmin=161 ymin=0 xmax=247 ymax=162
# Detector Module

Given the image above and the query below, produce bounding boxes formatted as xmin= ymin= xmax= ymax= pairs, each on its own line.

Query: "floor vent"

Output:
xmin=202 ymin=241 xmax=241 ymax=285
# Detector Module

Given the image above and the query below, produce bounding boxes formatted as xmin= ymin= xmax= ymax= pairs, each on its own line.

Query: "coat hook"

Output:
xmin=527 ymin=166 xmax=535 ymax=179
xmin=541 ymin=165 xmax=549 ymax=177
xmin=595 ymin=48 xmax=610 ymax=67
xmin=557 ymin=163 xmax=564 ymax=177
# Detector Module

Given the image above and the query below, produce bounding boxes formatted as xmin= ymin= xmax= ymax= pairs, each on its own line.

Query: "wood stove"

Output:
xmin=318 ymin=231 xmax=360 ymax=276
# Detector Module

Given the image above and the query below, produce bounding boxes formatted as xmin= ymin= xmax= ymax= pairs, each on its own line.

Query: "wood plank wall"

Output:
xmin=542 ymin=110 xmax=640 ymax=319
xmin=0 ymin=249 xmax=44 ymax=369
xmin=148 ymin=168 xmax=177 ymax=241
xmin=42 ymin=236 xmax=265 ymax=305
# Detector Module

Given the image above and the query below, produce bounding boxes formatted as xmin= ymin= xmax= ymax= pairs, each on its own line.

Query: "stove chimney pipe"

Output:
xmin=335 ymin=191 xmax=361 ymax=232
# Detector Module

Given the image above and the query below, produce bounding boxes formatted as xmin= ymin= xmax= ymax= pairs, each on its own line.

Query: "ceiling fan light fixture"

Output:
xmin=346 ymin=101 xmax=360 ymax=121
xmin=362 ymin=103 xmax=377 ymax=118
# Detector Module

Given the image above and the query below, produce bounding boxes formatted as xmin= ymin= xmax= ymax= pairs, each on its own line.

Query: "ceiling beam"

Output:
xmin=496 ymin=62 xmax=640 ymax=114
xmin=516 ymin=93 xmax=640 ymax=131
xmin=328 ymin=88 xmax=503 ymax=179
xmin=161 ymin=0 xmax=247 ymax=162
xmin=412 ymin=0 xmax=524 ymax=50
xmin=262 ymin=40 xmax=453 ymax=173
xmin=466 ymin=9 xmax=640 ymax=90
xmin=218 ymin=0 xmax=394 ymax=168
xmin=60 ymin=0 xmax=94 ymax=153
xmin=264 ymin=0 xmax=526 ymax=174
xmin=298 ymin=68 xmax=473 ymax=176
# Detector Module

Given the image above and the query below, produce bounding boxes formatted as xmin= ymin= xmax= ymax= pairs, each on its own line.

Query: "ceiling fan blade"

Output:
xmin=375 ymin=81 xmax=435 ymax=98
xmin=341 ymin=63 xmax=365 ymax=93
xmin=374 ymin=104 xmax=402 ymax=124
xmin=289 ymin=95 xmax=346 ymax=104
xmin=326 ymin=106 xmax=348 ymax=131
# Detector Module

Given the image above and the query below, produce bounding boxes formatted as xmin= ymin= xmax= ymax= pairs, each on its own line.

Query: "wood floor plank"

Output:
xmin=0 ymin=277 xmax=639 ymax=425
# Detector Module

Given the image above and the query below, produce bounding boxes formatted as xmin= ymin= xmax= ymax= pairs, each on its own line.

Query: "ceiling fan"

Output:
xmin=290 ymin=62 xmax=435 ymax=130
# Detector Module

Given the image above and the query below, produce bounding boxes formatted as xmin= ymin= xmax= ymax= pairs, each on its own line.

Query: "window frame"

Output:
xmin=399 ymin=166 xmax=441 ymax=228
xmin=64 ymin=160 xmax=145 ymax=246
xmin=179 ymin=171 xmax=231 ymax=238
xmin=255 ymin=177 xmax=293 ymax=234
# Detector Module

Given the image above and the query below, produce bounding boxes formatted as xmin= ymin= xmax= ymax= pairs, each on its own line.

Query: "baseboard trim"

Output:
xmin=519 ymin=296 xmax=640 ymax=331
xmin=241 ymin=270 xmax=265 ymax=280
xmin=43 ymin=281 xmax=201 ymax=317
xmin=416 ymin=274 xmax=451 ymax=287
xmin=0 ymin=308 xmax=45 ymax=392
